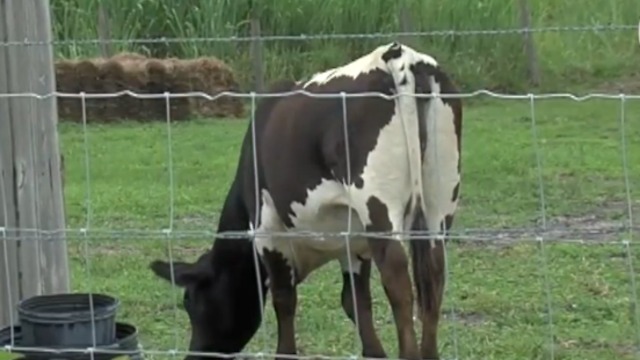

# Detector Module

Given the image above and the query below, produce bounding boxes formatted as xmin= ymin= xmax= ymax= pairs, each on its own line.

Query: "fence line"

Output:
xmin=1 ymin=89 xmax=640 ymax=101
xmin=0 ymin=225 xmax=637 ymax=241
xmin=0 ymin=88 xmax=637 ymax=243
xmin=0 ymin=24 xmax=637 ymax=47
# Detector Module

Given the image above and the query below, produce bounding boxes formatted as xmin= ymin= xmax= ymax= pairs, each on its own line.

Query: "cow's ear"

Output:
xmin=149 ymin=260 xmax=207 ymax=287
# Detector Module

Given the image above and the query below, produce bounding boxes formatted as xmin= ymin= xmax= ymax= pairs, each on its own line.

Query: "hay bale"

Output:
xmin=75 ymin=59 xmax=102 ymax=121
xmin=54 ymin=52 xmax=244 ymax=123
xmin=54 ymin=59 xmax=81 ymax=121
xmin=179 ymin=57 xmax=245 ymax=118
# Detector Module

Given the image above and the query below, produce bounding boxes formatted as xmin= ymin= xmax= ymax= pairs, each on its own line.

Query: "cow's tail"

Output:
xmin=387 ymin=43 xmax=448 ymax=316
xmin=409 ymin=213 xmax=434 ymax=318
xmin=408 ymin=73 xmax=449 ymax=318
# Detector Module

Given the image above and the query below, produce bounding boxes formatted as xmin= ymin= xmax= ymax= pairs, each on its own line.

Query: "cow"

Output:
xmin=150 ymin=41 xmax=463 ymax=360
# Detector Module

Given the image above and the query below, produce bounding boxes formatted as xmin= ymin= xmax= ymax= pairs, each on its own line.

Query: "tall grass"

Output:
xmin=50 ymin=0 xmax=640 ymax=92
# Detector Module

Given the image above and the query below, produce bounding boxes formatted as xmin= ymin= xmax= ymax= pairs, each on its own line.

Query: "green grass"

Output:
xmin=50 ymin=0 xmax=640 ymax=92
xmin=44 ymin=96 xmax=640 ymax=360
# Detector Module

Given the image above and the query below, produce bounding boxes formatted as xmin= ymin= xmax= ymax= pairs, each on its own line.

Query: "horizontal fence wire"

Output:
xmin=0 ymin=227 xmax=638 ymax=245
xmin=2 ymin=346 xmax=437 ymax=360
xmin=0 ymin=23 xmax=637 ymax=47
xmin=1 ymin=90 xmax=640 ymax=101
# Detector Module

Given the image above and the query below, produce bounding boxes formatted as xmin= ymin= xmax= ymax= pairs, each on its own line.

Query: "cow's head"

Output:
xmin=150 ymin=249 xmax=265 ymax=360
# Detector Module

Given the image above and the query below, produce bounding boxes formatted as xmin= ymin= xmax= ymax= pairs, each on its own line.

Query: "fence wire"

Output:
xmin=1 ymin=86 xmax=639 ymax=360
xmin=0 ymin=23 xmax=637 ymax=47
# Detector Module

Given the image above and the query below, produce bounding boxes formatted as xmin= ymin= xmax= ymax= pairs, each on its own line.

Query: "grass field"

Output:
xmin=52 ymin=94 xmax=640 ymax=360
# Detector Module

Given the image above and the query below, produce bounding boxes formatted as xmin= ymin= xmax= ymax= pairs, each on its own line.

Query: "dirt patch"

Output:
xmin=558 ymin=337 xmax=637 ymax=357
xmin=442 ymin=309 xmax=488 ymax=326
xmin=454 ymin=200 xmax=638 ymax=250
xmin=593 ymin=73 xmax=640 ymax=94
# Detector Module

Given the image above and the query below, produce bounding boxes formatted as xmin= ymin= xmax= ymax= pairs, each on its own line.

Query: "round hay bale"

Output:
xmin=166 ymin=58 xmax=200 ymax=119
xmin=181 ymin=57 xmax=244 ymax=119
xmin=54 ymin=52 xmax=244 ymax=123
xmin=74 ymin=59 xmax=104 ymax=121
xmin=145 ymin=59 xmax=171 ymax=120
xmin=97 ymin=59 xmax=128 ymax=122
xmin=145 ymin=59 xmax=190 ymax=121
xmin=55 ymin=59 xmax=81 ymax=122
xmin=118 ymin=57 xmax=151 ymax=120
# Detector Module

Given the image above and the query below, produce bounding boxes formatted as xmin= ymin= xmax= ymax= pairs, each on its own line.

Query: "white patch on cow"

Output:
xmin=254 ymin=185 xmax=369 ymax=283
xmin=422 ymin=79 xmax=459 ymax=239
xmin=303 ymin=42 xmax=438 ymax=88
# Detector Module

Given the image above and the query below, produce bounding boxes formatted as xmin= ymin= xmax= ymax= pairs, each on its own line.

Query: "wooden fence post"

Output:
xmin=0 ymin=0 xmax=70 ymax=328
xmin=249 ymin=1 xmax=264 ymax=93
xmin=518 ymin=0 xmax=541 ymax=86
xmin=97 ymin=1 xmax=113 ymax=57
xmin=397 ymin=0 xmax=415 ymax=47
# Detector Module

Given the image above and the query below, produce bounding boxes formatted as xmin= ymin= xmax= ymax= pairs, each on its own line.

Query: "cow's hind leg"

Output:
xmin=410 ymin=208 xmax=451 ymax=360
xmin=365 ymin=196 xmax=420 ymax=360
xmin=339 ymin=256 xmax=386 ymax=358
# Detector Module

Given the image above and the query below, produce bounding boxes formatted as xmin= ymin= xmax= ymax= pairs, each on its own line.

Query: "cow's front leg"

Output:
xmin=340 ymin=256 xmax=387 ymax=358
xmin=262 ymin=248 xmax=298 ymax=359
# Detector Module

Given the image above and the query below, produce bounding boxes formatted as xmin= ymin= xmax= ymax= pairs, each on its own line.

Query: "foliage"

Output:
xmin=50 ymin=0 xmax=640 ymax=92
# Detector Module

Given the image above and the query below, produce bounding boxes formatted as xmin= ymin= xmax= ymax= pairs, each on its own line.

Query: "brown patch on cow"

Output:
xmin=381 ymin=42 xmax=403 ymax=63
xmin=451 ymin=182 xmax=460 ymax=202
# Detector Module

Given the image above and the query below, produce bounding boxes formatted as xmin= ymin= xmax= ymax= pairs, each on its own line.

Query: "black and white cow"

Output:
xmin=150 ymin=41 xmax=463 ymax=360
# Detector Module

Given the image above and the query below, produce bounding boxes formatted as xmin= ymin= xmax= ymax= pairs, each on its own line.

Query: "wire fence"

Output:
xmin=2 ymin=86 xmax=640 ymax=359
xmin=1 ymin=7 xmax=640 ymax=359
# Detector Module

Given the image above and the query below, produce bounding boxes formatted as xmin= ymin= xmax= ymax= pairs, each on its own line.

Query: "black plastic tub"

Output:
xmin=0 ymin=322 xmax=142 ymax=360
xmin=17 ymin=293 xmax=120 ymax=347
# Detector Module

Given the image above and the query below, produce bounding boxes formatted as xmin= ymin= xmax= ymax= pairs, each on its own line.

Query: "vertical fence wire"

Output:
xmin=80 ymin=93 xmax=98 ymax=360
xmin=529 ymin=94 xmax=555 ymax=359
xmin=340 ymin=91 xmax=361 ymax=356
xmin=618 ymin=94 xmax=639 ymax=354
xmin=164 ymin=92 xmax=181 ymax=357
xmin=165 ymin=92 xmax=177 ymax=232
xmin=431 ymin=88 xmax=460 ymax=360
xmin=619 ymin=95 xmax=634 ymax=238
xmin=0 ymin=111 xmax=14 ymax=345
xmin=28 ymin=98 xmax=43 ymax=294
xmin=0 ymin=228 xmax=13 ymax=349
xmin=624 ymin=241 xmax=640 ymax=355
xmin=249 ymin=91 xmax=269 ymax=356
